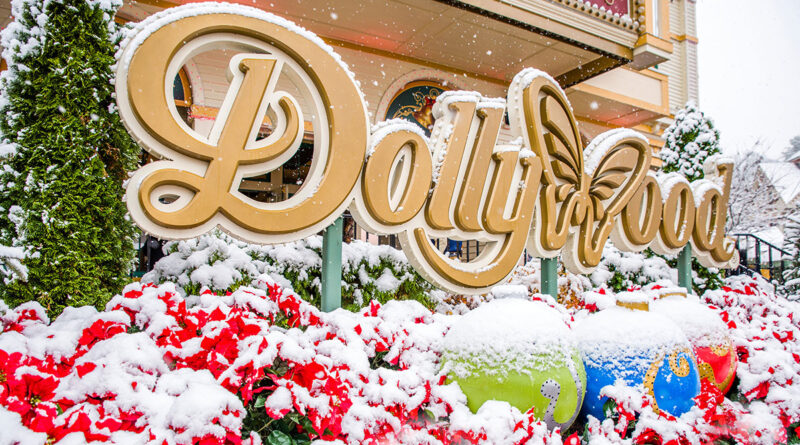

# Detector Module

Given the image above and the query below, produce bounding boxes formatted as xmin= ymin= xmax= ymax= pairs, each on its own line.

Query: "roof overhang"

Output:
xmin=567 ymin=67 xmax=670 ymax=127
xmin=118 ymin=0 xmax=639 ymax=87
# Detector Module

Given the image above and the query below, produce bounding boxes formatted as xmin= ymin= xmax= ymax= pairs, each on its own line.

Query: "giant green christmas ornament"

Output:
xmin=441 ymin=298 xmax=586 ymax=431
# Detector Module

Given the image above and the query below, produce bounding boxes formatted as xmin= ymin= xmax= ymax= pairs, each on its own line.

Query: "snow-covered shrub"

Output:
xmin=2 ymin=275 xmax=799 ymax=443
xmin=589 ymin=245 xmax=674 ymax=292
xmin=0 ymin=0 xmax=139 ymax=315
xmin=0 ymin=280 xmax=568 ymax=444
xmin=508 ymin=246 xmax=675 ymax=297
xmin=702 ymin=276 xmax=800 ymax=426
xmin=144 ymin=230 xmax=436 ymax=311
xmin=510 ymin=258 xmax=591 ymax=308
xmin=660 ymin=101 xmax=721 ymax=181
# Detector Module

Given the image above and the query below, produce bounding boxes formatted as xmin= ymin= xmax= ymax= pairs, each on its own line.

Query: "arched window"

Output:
xmin=173 ymin=67 xmax=192 ymax=126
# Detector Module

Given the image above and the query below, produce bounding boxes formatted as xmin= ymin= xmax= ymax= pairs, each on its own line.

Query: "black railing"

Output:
xmin=734 ymin=233 xmax=792 ymax=283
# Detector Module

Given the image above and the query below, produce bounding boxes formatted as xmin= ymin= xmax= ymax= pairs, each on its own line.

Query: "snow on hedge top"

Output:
xmin=573 ymin=301 xmax=689 ymax=378
xmin=441 ymin=299 xmax=573 ymax=378
xmin=144 ymin=230 xmax=414 ymax=298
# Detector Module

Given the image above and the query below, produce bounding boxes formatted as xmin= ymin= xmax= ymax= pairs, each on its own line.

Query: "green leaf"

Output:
xmin=253 ymin=394 xmax=267 ymax=409
xmin=266 ymin=430 xmax=295 ymax=445
xmin=602 ymin=398 xmax=616 ymax=419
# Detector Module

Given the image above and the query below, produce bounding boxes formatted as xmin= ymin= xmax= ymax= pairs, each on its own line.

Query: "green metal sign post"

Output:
xmin=321 ymin=217 xmax=343 ymax=312
xmin=678 ymin=244 xmax=692 ymax=294
xmin=541 ymin=257 xmax=558 ymax=298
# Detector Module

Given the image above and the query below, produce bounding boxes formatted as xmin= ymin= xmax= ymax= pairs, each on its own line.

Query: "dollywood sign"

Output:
xmin=116 ymin=5 xmax=738 ymax=294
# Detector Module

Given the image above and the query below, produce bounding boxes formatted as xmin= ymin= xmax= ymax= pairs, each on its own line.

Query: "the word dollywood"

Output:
xmin=116 ymin=5 xmax=737 ymax=294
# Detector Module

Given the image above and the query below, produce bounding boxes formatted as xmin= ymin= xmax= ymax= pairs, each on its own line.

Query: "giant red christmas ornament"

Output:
xmin=651 ymin=288 xmax=738 ymax=394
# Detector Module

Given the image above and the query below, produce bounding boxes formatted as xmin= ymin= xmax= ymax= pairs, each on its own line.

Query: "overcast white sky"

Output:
xmin=696 ymin=0 xmax=800 ymax=157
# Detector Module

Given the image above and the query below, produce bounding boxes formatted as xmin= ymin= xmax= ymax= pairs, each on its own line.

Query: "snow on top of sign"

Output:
xmin=583 ymin=128 xmax=649 ymax=175
xmin=367 ymin=119 xmax=429 ymax=159
xmin=116 ymin=2 xmax=363 ymax=104
xmin=691 ymin=179 xmax=721 ymax=208
xmin=656 ymin=172 xmax=691 ymax=204
xmin=442 ymin=299 xmax=573 ymax=378
xmin=759 ymin=161 xmax=800 ymax=204
xmin=512 ymin=68 xmax=564 ymax=98
xmin=475 ymin=96 xmax=506 ymax=111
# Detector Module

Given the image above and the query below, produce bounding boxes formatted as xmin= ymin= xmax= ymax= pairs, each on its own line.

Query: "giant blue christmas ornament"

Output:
xmin=573 ymin=291 xmax=701 ymax=419
xmin=441 ymin=298 xmax=586 ymax=431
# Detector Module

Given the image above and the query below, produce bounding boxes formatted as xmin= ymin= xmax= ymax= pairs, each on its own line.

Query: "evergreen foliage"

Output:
xmin=660 ymin=101 xmax=721 ymax=181
xmin=145 ymin=230 xmax=438 ymax=312
xmin=0 ymin=0 xmax=138 ymax=315
xmin=659 ymin=101 xmax=725 ymax=294
xmin=782 ymin=216 xmax=800 ymax=295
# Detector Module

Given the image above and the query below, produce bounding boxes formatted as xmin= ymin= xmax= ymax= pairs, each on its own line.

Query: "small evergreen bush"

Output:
xmin=660 ymin=101 xmax=721 ymax=181
xmin=145 ymin=230 xmax=437 ymax=311
xmin=589 ymin=246 xmax=673 ymax=292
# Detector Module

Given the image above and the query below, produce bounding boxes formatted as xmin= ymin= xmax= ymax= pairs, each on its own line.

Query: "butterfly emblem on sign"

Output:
xmin=508 ymin=70 xmax=652 ymax=274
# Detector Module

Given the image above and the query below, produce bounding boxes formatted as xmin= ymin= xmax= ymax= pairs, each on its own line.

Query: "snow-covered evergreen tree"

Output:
xmin=660 ymin=101 xmax=721 ymax=181
xmin=782 ymin=216 xmax=800 ymax=296
xmin=0 ymin=0 xmax=139 ymax=314
xmin=659 ymin=101 xmax=724 ymax=294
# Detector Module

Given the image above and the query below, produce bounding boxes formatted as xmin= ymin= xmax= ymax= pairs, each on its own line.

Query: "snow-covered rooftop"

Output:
xmin=759 ymin=161 xmax=800 ymax=204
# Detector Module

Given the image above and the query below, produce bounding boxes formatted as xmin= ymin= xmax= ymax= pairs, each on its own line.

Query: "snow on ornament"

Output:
xmin=573 ymin=291 xmax=701 ymax=420
xmin=651 ymin=287 xmax=738 ymax=394
xmin=440 ymin=299 xmax=586 ymax=431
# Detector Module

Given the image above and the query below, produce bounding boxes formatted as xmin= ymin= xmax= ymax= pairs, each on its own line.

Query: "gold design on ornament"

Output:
xmin=643 ymin=352 xmax=663 ymax=414
xmin=719 ymin=345 xmax=738 ymax=390
xmin=668 ymin=348 xmax=692 ymax=377
xmin=698 ymin=362 xmax=716 ymax=382
xmin=710 ymin=342 xmax=730 ymax=357
xmin=720 ymin=341 xmax=737 ymax=391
